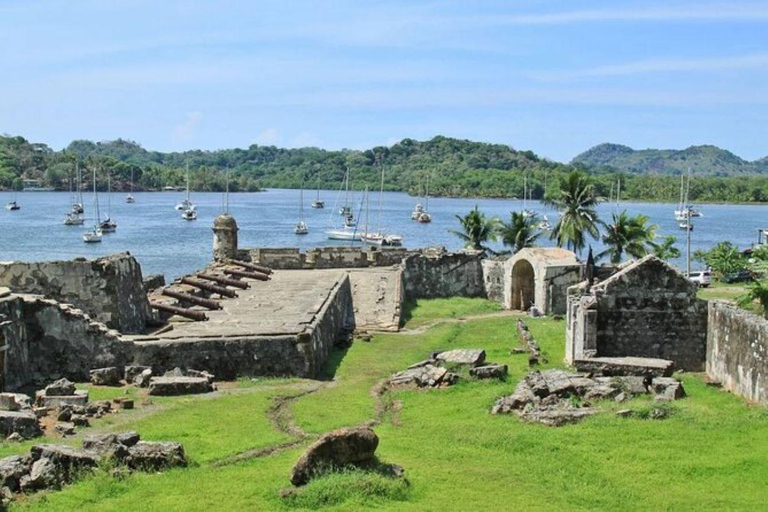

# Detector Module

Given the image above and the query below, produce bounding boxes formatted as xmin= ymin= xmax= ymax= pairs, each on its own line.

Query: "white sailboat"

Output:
xmin=294 ymin=184 xmax=309 ymax=234
xmin=416 ymin=174 xmax=432 ymax=223
xmin=125 ymin=168 xmax=135 ymax=203
xmin=338 ymin=167 xmax=353 ymax=220
xmin=181 ymin=205 xmax=197 ymax=221
xmin=83 ymin=168 xmax=103 ymax=243
xmin=675 ymin=168 xmax=702 ymax=220
xmin=311 ymin=181 xmax=325 ymax=209
xmin=175 ymin=165 xmax=194 ymax=211
xmin=64 ymin=170 xmax=84 ymax=225
xmin=72 ymin=161 xmax=84 ymax=214
xmin=361 ymin=166 xmax=403 ymax=246
xmin=326 ymin=186 xmax=363 ymax=241
xmin=99 ymin=173 xmax=117 ymax=233
xmin=5 ymin=188 xmax=20 ymax=211
xmin=521 ymin=174 xmax=535 ymax=218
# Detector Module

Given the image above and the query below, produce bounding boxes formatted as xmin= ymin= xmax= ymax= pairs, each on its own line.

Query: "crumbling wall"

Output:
xmin=482 ymin=259 xmax=505 ymax=304
xmin=707 ymin=301 xmax=768 ymax=404
xmin=544 ymin=265 xmax=584 ymax=315
xmin=0 ymin=253 xmax=149 ymax=333
xmin=0 ymin=295 xmax=133 ymax=391
xmin=403 ymin=250 xmax=485 ymax=299
xmin=245 ymin=247 xmax=412 ymax=270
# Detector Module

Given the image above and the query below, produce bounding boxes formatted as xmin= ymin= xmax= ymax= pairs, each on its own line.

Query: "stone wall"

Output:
xmin=245 ymin=246 xmax=412 ymax=270
xmin=566 ymin=256 xmax=708 ymax=371
xmin=402 ymin=250 xmax=485 ymax=299
xmin=482 ymin=259 xmax=505 ymax=303
xmin=130 ymin=274 xmax=353 ymax=379
xmin=0 ymin=254 xmax=149 ymax=334
xmin=0 ymin=294 xmax=132 ymax=391
xmin=707 ymin=301 xmax=768 ymax=404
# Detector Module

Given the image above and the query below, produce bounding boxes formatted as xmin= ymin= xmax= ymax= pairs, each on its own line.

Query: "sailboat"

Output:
xmin=338 ymin=167 xmax=353 ymax=220
xmin=361 ymin=165 xmax=403 ymax=246
xmin=521 ymin=174 xmax=535 ymax=218
xmin=180 ymin=169 xmax=197 ymax=220
xmin=175 ymin=165 xmax=194 ymax=211
xmin=311 ymin=182 xmax=325 ymax=209
xmin=64 ymin=169 xmax=84 ymax=225
xmin=5 ymin=189 xmax=20 ymax=211
xmin=72 ymin=161 xmax=84 ymax=214
xmin=326 ymin=188 xmax=364 ymax=241
xmin=417 ymin=174 xmax=432 ymax=223
xmin=125 ymin=168 xmax=135 ymax=203
xmin=83 ymin=168 xmax=103 ymax=243
xmin=294 ymin=185 xmax=309 ymax=234
xmin=675 ymin=169 xmax=702 ymax=220
xmin=99 ymin=173 xmax=117 ymax=233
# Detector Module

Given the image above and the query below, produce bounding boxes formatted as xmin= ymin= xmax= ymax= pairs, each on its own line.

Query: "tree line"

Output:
xmin=3 ymin=134 xmax=768 ymax=202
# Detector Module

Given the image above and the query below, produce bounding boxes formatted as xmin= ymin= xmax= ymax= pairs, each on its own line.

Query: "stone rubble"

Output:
xmin=469 ymin=364 xmax=508 ymax=380
xmin=148 ymin=376 xmax=214 ymax=396
xmin=389 ymin=348 xmax=509 ymax=388
xmin=492 ymin=369 xmax=686 ymax=426
xmin=290 ymin=427 xmax=379 ymax=486
xmin=89 ymin=367 xmax=123 ymax=386
xmin=434 ymin=349 xmax=486 ymax=367
xmin=515 ymin=319 xmax=543 ymax=366
xmin=0 ymin=432 xmax=186 ymax=504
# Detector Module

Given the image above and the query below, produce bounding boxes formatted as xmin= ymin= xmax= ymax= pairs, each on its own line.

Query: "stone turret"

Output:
xmin=212 ymin=214 xmax=238 ymax=261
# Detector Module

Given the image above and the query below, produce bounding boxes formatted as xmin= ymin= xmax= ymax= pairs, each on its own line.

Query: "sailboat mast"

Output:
xmin=107 ymin=173 xmax=111 ymax=219
xmin=185 ymin=164 xmax=190 ymax=202
xmin=425 ymin=174 xmax=430 ymax=211
xmin=377 ymin=163 xmax=384 ymax=233
xmin=93 ymin=168 xmax=100 ymax=225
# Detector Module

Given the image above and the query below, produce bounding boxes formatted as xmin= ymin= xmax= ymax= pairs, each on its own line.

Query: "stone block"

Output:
xmin=44 ymin=378 xmax=76 ymax=397
xmin=89 ymin=367 xmax=122 ymax=386
xmin=148 ymin=377 xmax=214 ymax=396
xmin=0 ymin=393 xmax=31 ymax=412
xmin=469 ymin=364 xmax=508 ymax=380
xmin=124 ymin=441 xmax=187 ymax=471
xmin=0 ymin=455 xmax=31 ymax=492
xmin=125 ymin=365 xmax=151 ymax=383
xmin=434 ymin=349 xmax=486 ymax=367
xmin=0 ymin=411 xmax=41 ymax=439
xmin=35 ymin=390 xmax=88 ymax=409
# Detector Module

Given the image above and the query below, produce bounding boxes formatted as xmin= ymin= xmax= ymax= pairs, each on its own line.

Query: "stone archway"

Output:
xmin=511 ymin=259 xmax=535 ymax=311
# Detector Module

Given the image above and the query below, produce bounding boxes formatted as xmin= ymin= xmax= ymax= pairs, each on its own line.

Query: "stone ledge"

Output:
xmin=574 ymin=357 xmax=675 ymax=377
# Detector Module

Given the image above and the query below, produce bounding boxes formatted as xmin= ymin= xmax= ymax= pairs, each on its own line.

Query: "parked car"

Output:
xmin=722 ymin=269 xmax=754 ymax=283
xmin=688 ymin=270 xmax=712 ymax=287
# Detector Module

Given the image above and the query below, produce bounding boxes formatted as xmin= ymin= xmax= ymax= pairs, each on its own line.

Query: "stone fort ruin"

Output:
xmin=0 ymin=215 xmax=766 ymax=409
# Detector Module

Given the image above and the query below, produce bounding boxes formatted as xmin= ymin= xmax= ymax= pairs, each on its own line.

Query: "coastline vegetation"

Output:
xmin=3 ymin=134 xmax=768 ymax=203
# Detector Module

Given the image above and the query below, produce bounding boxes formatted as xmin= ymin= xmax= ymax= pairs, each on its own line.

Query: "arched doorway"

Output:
xmin=511 ymin=259 xmax=535 ymax=310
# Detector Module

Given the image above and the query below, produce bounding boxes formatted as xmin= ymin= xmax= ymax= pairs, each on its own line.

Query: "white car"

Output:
xmin=688 ymin=270 xmax=712 ymax=287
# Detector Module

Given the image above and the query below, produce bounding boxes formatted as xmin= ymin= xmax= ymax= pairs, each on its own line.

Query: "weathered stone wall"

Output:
xmin=707 ymin=301 xmax=768 ymax=404
xmin=482 ymin=259 xmax=505 ymax=303
xmin=402 ymin=250 xmax=485 ymax=299
xmin=130 ymin=274 xmax=353 ymax=379
xmin=545 ymin=265 xmax=584 ymax=315
xmin=0 ymin=254 xmax=149 ymax=334
xmin=0 ymin=295 xmax=132 ymax=391
xmin=245 ymin=247 xmax=412 ymax=270
xmin=566 ymin=256 xmax=708 ymax=371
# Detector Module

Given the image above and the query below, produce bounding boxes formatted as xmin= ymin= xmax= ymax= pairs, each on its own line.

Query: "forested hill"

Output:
xmin=5 ymin=133 xmax=768 ymax=203
xmin=572 ymin=143 xmax=768 ymax=176
xmin=0 ymin=135 xmax=569 ymax=197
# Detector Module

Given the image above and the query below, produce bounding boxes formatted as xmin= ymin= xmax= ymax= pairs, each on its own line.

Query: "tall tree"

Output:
xmin=545 ymin=171 xmax=600 ymax=255
xmin=497 ymin=211 xmax=542 ymax=254
xmin=449 ymin=206 xmax=499 ymax=251
xmin=599 ymin=211 xmax=658 ymax=263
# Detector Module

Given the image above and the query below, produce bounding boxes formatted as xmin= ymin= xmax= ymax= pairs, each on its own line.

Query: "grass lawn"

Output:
xmin=10 ymin=299 xmax=768 ymax=511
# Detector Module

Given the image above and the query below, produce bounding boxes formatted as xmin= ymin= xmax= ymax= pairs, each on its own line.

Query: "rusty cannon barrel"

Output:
xmin=224 ymin=268 xmax=269 ymax=281
xmin=230 ymin=260 xmax=273 ymax=275
xmin=180 ymin=277 xmax=238 ymax=298
xmin=150 ymin=302 xmax=208 ymax=321
xmin=161 ymin=289 xmax=223 ymax=310
xmin=196 ymin=273 xmax=249 ymax=290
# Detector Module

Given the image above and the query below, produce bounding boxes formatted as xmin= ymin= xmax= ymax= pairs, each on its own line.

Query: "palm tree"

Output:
xmin=650 ymin=235 xmax=681 ymax=261
xmin=739 ymin=280 xmax=768 ymax=317
xmin=545 ymin=171 xmax=600 ymax=255
xmin=497 ymin=211 xmax=542 ymax=254
xmin=598 ymin=211 xmax=658 ymax=264
xmin=449 ymin=206 xmax=499 ymax=251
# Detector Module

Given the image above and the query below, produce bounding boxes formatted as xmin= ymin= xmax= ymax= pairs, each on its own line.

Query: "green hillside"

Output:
xmin=572 ymin=143 xmax=768 ymax=176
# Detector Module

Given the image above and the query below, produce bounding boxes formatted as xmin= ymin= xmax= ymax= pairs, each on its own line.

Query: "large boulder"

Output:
xmin=124 ymin=441 xmax=187 ymax=471
xmin=290 ymin=427 xmax=379 ymax=486
xmin=89 ymin=367 xmax=122 ymax=386
xmin=125 ymin=365 xmax=151 ymax=385
xmin=20 ymin=458 xmax=61 ymax=493
xmin=470 ymin=364 xmax=508 ymax=380
xmin=0 ymin=411 xmax=41 ymax=439
xmin=44 ymin=379 xmax=76 ymax=397
xmin=148 ymin=377 xmax=213 ymax=396
xmin=30 ymin=445 xmax=99 ymax=480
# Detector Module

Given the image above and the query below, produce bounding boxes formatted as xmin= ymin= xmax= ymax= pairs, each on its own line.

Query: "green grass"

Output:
xmin=400 ymin=296 xmax=503 ymax=328
xmin=11 ymin=298 xmax=768 ymax=511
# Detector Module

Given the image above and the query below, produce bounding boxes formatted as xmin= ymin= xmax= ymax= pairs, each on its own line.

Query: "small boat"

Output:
xmin=538 ymin=214 xmax=552 ymax=231
xmin=64 ymin=212 xmax=84 ymax=225
xmin=181 ymin=206 xmax=197 ymax=221
xmin=5 ymin=200 xmax=20 ymax=211
xmin=294 ymin=185 xmax=309 ymax=234
xmin=99 ymin=173 xmax=117 ymax=233
xmin=126 ymin=169 xmax=136 ymax=203
xmin=83 ymin=227 xmax=103 ymax=243
xmin=674 ymin=168 xmax=703 ymax=220
xmin=311 ymin=182 xmax=325 ymax=209
xmin=411 ymin=203 xmax=424 ymax=220
xmin=326 ymin=226 xmax=363 ymax=241
xmin=175 ymin=165 xmax=195 ymax=211
xmin=417 ymin=212 xmax=432 ymax=223
xmin=362 ymin=169 xmax=404 ymax=245
xmin=679 ymin=221 xmax=693 ymax=231
xmin=417 ymin=173 xmax=433 ymax=222
xmin=521 ymin=174 xmax=535 ymax=218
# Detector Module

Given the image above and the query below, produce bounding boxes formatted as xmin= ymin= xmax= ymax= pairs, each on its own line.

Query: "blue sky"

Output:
xmin=1 ymin=1 xmax=767 ymax=162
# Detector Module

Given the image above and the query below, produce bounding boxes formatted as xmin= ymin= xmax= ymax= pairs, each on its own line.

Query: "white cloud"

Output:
xmin=253 ymin=128 xmax=281 ymax=146
xmin=171 ymin=111 xmax=202 ymax=144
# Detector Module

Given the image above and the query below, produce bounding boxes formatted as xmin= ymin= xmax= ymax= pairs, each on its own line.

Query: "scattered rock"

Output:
xmin=116 ymin=431 xmax=140 ymax=447
xmin=388 ymin=365 xmax=456 ymax=389
xmin=136 ymin=369 xmax=153 ymax=388
xmin=32 ymin=407 xmax=49 ymax=419
xmin=71 ymin=415 xmax=90 ymax=427
xmin=0 ymin=393 xmax=31 ymax=412
xmin=85 ymin=400 xmax=112 ymax=416
xmin=616 ymin=409 xmax=634 ymax=418
xmin=510 ymin=347 xmax=528 ymax=354
xmin=186 ymin=369 xmax=215 ymax=383
xmin=6 ymin=433 xmax=23 ymax=443
xmin=20 ymin=458 xmax=61 ymax=493
xmin=125 ymin=365 xmax=151 ymax=385
xmin=469 ymin=364 xmax=508 ymax=380
xmin=519 ymin=404 xmax=598 ymax=427
xmin=652 ymin=378 xmax=686 ymax=401
xmin=43 ymin=379 xmax=76 ymax=397
xmin=57 ymin=407 xmax=72 ymax=422
xmin=54 ymin=422 xmax=75 ymax=437
xmin=0 ymin=455 xmax=31 ymax=492
xmin=30 ymin=444 xmax=100 ymax=479
xmin=148 ymin=376 xmax=214 ymax=396
xmin=491 ymin=381 xmax=536 ymax=414
xmin=614 ymin=392 xmax=628 ymax=403
xmin=434 ymin=349 xmax=486 ymax=367
xmin=648 ymin=408 xmax=669 ymax=420
xmin=89 ymin=367 xmax=122 ymax=386
xmin=120 ymin=399 xmax=135 ymax=410
xmin=124 ymin=441 xmax=187 ymax=471
xmin=0 ymin=411 xmax=42 ymax=439
xmin=290 ymin=427 xmax=379 ymax=486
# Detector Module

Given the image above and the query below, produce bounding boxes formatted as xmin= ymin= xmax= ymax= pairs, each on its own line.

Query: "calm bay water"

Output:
xmin=1 ymin=189 xmax=764 ymax=280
